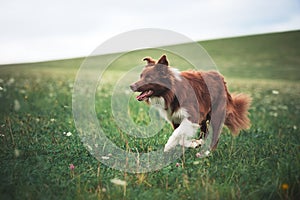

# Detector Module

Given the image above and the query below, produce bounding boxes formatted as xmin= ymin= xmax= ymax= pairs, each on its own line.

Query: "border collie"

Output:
xmin=130 ymin=55 xmax=251 ymax=152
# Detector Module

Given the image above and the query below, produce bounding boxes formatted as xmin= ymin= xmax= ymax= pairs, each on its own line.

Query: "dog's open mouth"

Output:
xmin=136 ymin=90 xmax=153 ymax=101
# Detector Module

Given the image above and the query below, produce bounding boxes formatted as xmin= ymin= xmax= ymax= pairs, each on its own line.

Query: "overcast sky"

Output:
xmin=0 ymin=0 xmax=299 ymax=64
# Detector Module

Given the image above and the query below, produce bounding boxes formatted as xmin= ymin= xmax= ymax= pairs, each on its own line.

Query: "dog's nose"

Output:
xmin=130 ymin=83 xmax=137 ymax=91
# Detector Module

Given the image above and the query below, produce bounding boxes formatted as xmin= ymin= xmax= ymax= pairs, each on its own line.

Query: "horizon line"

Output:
xmin=1 ymin=29 xmax=299 ymax=66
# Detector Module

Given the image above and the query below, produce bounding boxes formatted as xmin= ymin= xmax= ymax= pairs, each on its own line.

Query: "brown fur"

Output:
xmin=130 ymin=55 xmax=251 ymax=149
xmin=225 ymin=93 xmax=252 ymax=135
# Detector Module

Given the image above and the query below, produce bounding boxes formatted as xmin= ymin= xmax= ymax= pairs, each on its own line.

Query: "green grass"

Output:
xmin=0 ymin=31 xmax=300 ymax=199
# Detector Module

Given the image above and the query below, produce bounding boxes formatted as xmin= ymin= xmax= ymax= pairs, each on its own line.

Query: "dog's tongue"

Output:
xmin=136 ymin=93 xmax=146 ymax=101
xmin=136 ymin=90 xmax=153 ymax=101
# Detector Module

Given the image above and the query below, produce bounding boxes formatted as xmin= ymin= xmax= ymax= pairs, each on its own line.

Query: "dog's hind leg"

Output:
xmin=199 ymin=113 xmax=211 ymax=139
xmin=210 ymin=101 xmax=226 ymax=150
xmin=187 ymin=113 xmax=211 ymax=149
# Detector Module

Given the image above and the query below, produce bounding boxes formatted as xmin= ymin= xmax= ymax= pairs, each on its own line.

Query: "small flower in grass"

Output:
xmin=63 ymin=131 xmax=72 ymax=137
xmin=204 ymin=150 xmax=210 ymax=156
xmin=272 ymin=90 xmax=279 ymax=95
xmin=196 ymin=150 xmax=210 ymax=158
xmin=193 ymin=161 xmax=200 ymax=165
xmin=0 ymin=86 xmax=3 ymax=91
xmin=69 ymin=163 xmax=75 ymax=171
xmin=101 ymin=156 xmax=110 ymax=160
xmin=50 ymin=118 xmax=55 ymax=122
xmin=69 ymin=164 xmax=75 ymax=178
xmin=14 ymin=99 xmax=21 ymax=111
xmin=19 ymin=89 xmax=26 ymax=94
xmin=66 ymin=132 xmax=72 ymax=136
xmin=101 ymin=153 xmax=112 ymax=160
xmin=281 ymin=183 xmax=289 ymax=190
xmin=110 ymin=178 xmax=127 ymax=186
xmin=269 ymin=111 xmax=278 ymax=117
xmin=7 ymin=78 xmax=15 ymax=86
xmin=175 ymin=162 xmax=180 ymax=167
xmin=14 ymin=149 xmax=20 ymax=157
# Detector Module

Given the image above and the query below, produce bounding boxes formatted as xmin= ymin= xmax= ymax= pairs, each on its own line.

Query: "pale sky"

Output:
xmin=0 ymin=0 xmax=299 ymax=64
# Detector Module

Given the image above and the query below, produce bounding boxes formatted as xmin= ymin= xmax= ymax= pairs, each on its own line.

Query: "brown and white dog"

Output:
xmin=130 ymin=55 xmax=251 ymax=152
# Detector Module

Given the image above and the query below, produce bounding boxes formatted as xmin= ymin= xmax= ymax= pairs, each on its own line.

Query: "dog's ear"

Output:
xmin=143 ymin=57 xmax=155 ymax=66
xmin=156 ymin=55 xmax=169 ymax=75
xmin=157 ymin=55 xmax=169 ymax=66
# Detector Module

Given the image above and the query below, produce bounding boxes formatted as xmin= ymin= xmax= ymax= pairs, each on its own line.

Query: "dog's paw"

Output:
xmin=196 ymin=150 xmax=211 ymax=158
xmin=190 ymin=139 xmax=204 ymax=148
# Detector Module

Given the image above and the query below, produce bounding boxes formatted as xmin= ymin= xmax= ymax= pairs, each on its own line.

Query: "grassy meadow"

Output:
xmin=0 ymin=31 xmax=299 ymax=199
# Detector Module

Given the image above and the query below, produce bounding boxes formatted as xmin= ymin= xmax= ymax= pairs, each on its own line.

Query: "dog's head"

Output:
xmin=130 ymin=55 xmax=174 ymax=101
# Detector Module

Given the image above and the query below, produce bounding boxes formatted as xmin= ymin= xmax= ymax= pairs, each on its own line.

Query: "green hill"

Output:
xmin=1 ymin=30 xmax=300 ymax=81
xmin=202 ymin=30 xmax=300 ymax=81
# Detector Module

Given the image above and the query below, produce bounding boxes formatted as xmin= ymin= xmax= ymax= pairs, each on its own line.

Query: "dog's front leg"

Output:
xmin=164 ymin=118 xmax=199 ymax=152
xmin=164 ymin=125 xmax=182 ymax=152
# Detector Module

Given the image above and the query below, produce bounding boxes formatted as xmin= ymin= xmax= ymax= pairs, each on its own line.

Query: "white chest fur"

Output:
xmin=149 ymin=97 xmax=201 ymax=151
xmin=149 ymin=97 xmax=189 ymax=124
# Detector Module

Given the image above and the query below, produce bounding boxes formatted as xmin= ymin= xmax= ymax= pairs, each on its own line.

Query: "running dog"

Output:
xmin=130 ymin=55 xmax=251 ymax=152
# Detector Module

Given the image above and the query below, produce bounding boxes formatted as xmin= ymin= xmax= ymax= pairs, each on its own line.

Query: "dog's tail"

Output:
xmin=225 ymin=93 xmax=251 ymax=135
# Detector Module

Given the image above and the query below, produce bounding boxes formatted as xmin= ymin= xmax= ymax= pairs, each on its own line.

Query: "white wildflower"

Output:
xmin=86 ymin=144 xmax=93 ymax=151
xmin=0 ymin=86 xmax=3 ymax=91
xmin=50 ymin=118 xmax=55 ymax=122
xmin=14 ymin=149 xmax=20 ymax=157
xmin=14 ymin=99 xmax=21 ymax=111
xmin=204 ymin=150 xmax=210 ymax=156
xmin=101 ymin=156 xmax=110 ymax=160
xmin=293 ymin=125 xmax=297 ymax=130
xmin=66 ymin=132 xmax=72 ymax=137
xmin=193 ymin=161 xmax=200 ymax=165
xmin=110 ymin=178 xmax=127 ymax=186
xmin=270 ymin=112 xmax=278 ymax=117
xmin=7 ymin=78 xmax=15 ymax=86
xmin=19 ymin=89 xmax=26 ymax=94
xmin=272 ymin=90 xmax=279 ymax=95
